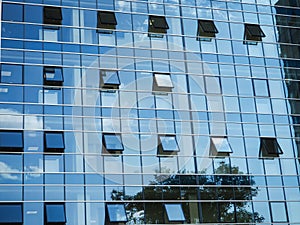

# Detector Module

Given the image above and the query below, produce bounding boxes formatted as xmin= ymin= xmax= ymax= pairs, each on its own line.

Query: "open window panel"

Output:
xmin=43 ymin=6 xmax=62 ymax=28
xmin=244 ymin=23 xmax=265 ymax=45
xmin=152 ymin=73 xmax=173 ymax=94
xmin=148 ymin=15 xmax=169 ymax=38
xmin=259 ymin=137 xmax=283 ymax=159
xmin=44 ymin=131 xmax=65 ymax=153
xmin=0 ymin=203 xmax=23 ymax=224
xmin=270 ymin=202 xmax=288 ymax=223
xmin=97 ymin=11 xmax=117 ymax=34
xmin=45 ymin=203 xmax=66 ymax=225
xmin=197 ymin=19 xmax=218 ymax=41
xmin=106 ymin=204 xmax=128 ymax=224
xmin=209 ymin=136 xmax=233 ymax=157
xmin=157 ymin=134 xmax=179 ymax=156
xmin=0 ymin=130 xmax=23 ymax=152
xmin=44 ymin=67 xmax=63 ymax=87
xmin=102 ymin=133 xmax=124 ymax=155
xmin=100 ymin=70 xmax=120 ymax=91
xmin=164 ymin=204 xmax=185 ymax=223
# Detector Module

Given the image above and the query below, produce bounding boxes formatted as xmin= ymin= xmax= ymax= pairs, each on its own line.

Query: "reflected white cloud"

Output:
xmin=0 ymin=161 xmax=20 ymax=181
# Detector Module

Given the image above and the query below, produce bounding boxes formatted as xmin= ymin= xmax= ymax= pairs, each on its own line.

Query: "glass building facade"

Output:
xmin=0 ymin=0 xmax=300 ymax=224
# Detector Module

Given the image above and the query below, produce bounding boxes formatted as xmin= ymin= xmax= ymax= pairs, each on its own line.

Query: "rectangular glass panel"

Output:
xmin=154 ymin=74 xmax=173 ymax=88
xmin=270 ymin=202 xmax=287 ymax=222
xmin=45 ymin=204 xmax=66 ymax=223
xmin=102 ymin=71 xmax=120 ymax=85
xmin=107 ymin=204 xmax=127 ymax=222
xmin=0 ymin=204 xmax=23 ymax=223
xmin=103 ymin=134 xmax=124 ymax=151
xmin=160 ymin=136 xmax=179 ymax=151
xmin=211 ymin=137 xmax=233 ymax=153
xmin=0 ymin=131 xmax=23 ymax=149
xmin=165 ymin=204 xmax=185 ymax=222
xmin=45 ymin=132 xmax=65 ymax=150
xmin=0 ymin=64 xmax=23 ymax=84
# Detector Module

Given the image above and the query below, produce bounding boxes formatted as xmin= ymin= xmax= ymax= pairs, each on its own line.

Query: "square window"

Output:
xmin=164 ymin=204 xmax=185 ymax=222
xmin=210 ymin=137 xmax=233 ymax=157
xmin=157 ymin=135 xmax=179 ymax=156
xmin=103 ymin=133 xmax=124 ymax=153
xmin=0 ymin=203 xmax=23 ymax=224
xmin=0 ymin=64 xmax=23 ymax=84
xmin=148 ymin=15 xmax=169 ymax=37
xmin=270 ymin=202 xmax=288 ymax=222
xmin=2 ymin=3 xmax=23 ymax=22
xmin=244 ymin=24 xmax=265 ymax=44
xmin=197 ymin=19 xmax=218 ymax=41
xmin=0 ymin=131 xmax=23 ymax=151
xmin=44 ymin=6 xmax=62 ymax=26
xmin=97 ymin=11 xmax=117 ymax=33
xmin=45 ymin=203 xmax=66 ymax=224
xmin=106 ymin=204 xmax=127 ymax=223
xmin=259 ymin=137 xmax=283 ymax=158
xmin=100 ymin=70 xmax=120 ymax=90
xmin=44 ymin=132 xmax=65 ymax=153
xmin=253 ymin=79 xmax=269 ymax=97
xmin=44 ymin=67 xmax=63 ymax=86
xmin=153 ymin=73 xmax=173 ymax=93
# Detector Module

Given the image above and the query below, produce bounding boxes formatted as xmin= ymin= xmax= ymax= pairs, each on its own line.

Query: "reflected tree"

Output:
xmin=110 ymin=162 xmax=264 ymax=224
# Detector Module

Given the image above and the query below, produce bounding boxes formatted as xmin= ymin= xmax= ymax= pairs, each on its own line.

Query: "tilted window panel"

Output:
xmin=97 ymin=11 xmax=117 ymax=33
xmin=244 ymin=23 xmax=265 ymax=44
xmin=197 ymin=19 xmax=218 ymax=40
xmin=0 ymin=131 xmax=23 ymax=152
xmin=44 ymin=67 xmax=63 ymax=86
xmin=100 ymin=70 xmax=120 ymax=90
xmin=44 ymin=131 xmax=65 ymax=153
xmin=259 ymin=137 xmax=283 ymax=158
xmin=0 ymin=203 xmax=23 ymax=224
xmin=45 ymin=203 xmax=66 ymax=224
xmin=157 ymin=134 xmax=179 ymax=156
xmin=153 ymin=73 xmax=173 ymax=93
xmin=43 ymin=6 xmax=62 ymax=26
xmin=210 ymin=137 xmax=233 ymax=157
xmin=148 ymin=15 xmax=169 ymax=37
xmin=164 ymin=204 xmax=185 ymax=222
xmin=106 ymin=204 xmax=128 ymax=223
xmin=102 ymin=133 xmax=124 ymax=154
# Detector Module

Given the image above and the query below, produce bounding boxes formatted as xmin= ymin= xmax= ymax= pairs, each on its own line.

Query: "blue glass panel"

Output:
xmin=45 ymin=204 xmax=66 ymax=223
xmin=2 ymin=3 xmax=23 ymax=22
xmin=159 ymin=135 xmax=179 ymax=152
xmin=102 ymin=71 xmax=120 ymax=85
xmin=0 ymin=204 xmax=23 ymax=223
xmin=45 ymin=132 xmax=65 ymax=151
xmin=107 ymin=204 xmax=127 ymax=222
xmin=44 ymin=67 xmax=63 ymax=84
xmin=1 ymin=64 xmax=23 ymax=84
xmin=164 ymin=204 xmax=185 ymax=222
xmin=103 ymin=134 xmax=124 ymax=151
xmin=0 ymin=131 xmax=23 ymax=149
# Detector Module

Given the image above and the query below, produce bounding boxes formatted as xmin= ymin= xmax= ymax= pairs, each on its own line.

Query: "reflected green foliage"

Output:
xmin=110 ymin=162 xmax=264 ymax=224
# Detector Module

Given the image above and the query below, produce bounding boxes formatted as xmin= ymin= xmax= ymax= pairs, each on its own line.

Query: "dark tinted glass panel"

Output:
xmin=164 ymin=204 xmax=185 ymax=222
xmin=260 ymin=137 xmax=283 ymax=157
xmin=107 ymin=204 xmax=127 ymax=222
xmin=159 ymin=135 xmax=179 ymax=152
xmin=44 ymin=6 xmax=62 ymax=25
xmin=198 ymin=20 xmax=218 ymax=33
xmin=98 ymin=11 xmax=117 ymax=25
xmin=245 ymin=24 xmax=265 ymax=37
xmin=0 ymin=131 xmax=23 ymax=150
xmin=45 ymin=132 xmax=65 ymax=152
xmin=0 ymin=64 xmax=23 ymax=84
xmin=103 ymin=134 xmax=124 ymax=151
xmin=2 ymin=3 xmax=23 ymax=22
xmin=44 ymin=67 xmax=63 ymax=86
xmin=45 ymin=204 xmax=66 ymax=223
xmin=149 ymin=15 xmax=169 ymax=29
xmin=0 ymin=204 xmax=22 ymax=223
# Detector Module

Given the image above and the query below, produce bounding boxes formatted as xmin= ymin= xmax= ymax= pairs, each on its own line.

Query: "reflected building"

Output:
xmin=0 ymin=0 xmax=300 ymax=225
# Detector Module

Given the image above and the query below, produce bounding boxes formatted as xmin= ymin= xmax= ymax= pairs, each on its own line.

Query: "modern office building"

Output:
xmin=0 ymin=0 xmax=300 ymax=224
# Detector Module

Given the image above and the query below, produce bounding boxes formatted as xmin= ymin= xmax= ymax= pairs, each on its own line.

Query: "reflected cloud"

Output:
xmin=0 ymin=161 xmax=20 ymax=181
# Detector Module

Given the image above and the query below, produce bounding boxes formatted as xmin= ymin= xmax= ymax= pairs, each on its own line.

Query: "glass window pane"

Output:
xmin=107 ymin=204 xmax=127 ymax=222
xmin=0 ymin=204 xmax=23 ymax=223
xmin=2 ymin=3 xmax=23 ymax=22
xmin=270 ymin=202 xmax=287 ymax=222
xmin=45 ymin=132 xmax=65 ymax=151
xmin=211 ymin=137 xmax=233 ymax=153
xmin=0 ymin=64 xmax=23 ymax=84
xmin=0 ymin=131 xmax=23 ymax=150
xmin=45 ymin=204 xmax=66 ymax=223
xmin=103 ymin=134 xmax=124 ymax=151
xmin=159 ymin=135 xmax=179 ymax=152
xmin=154 ymin=73 xmax=173 ymax=88
xmin=164 ymin=204 xmax=185 ymax=222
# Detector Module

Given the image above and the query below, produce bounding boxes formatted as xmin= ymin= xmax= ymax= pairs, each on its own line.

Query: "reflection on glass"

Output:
xmin=45 ymin=203 xmax=66 ymax=223
xmin=0 ymin=203 xmax=23 ymax=223
xmin=107 ymin=204 xmax=127 ymax=222
xmin=165 ymin=204 xmax=185 ymax=222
